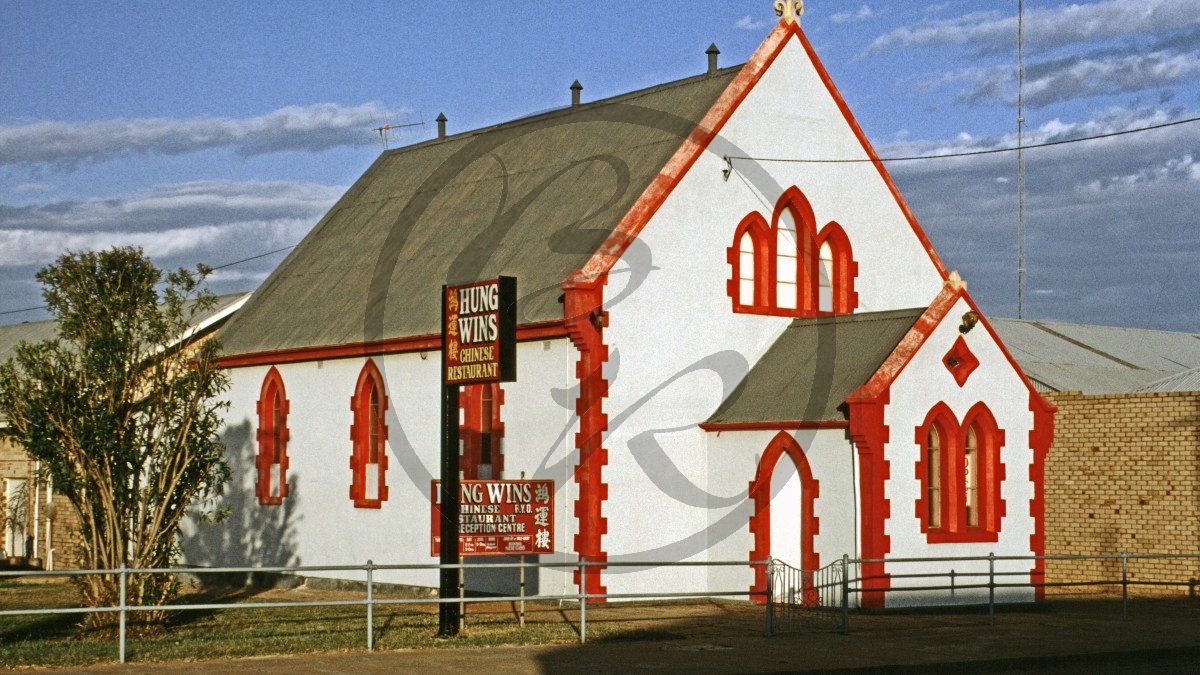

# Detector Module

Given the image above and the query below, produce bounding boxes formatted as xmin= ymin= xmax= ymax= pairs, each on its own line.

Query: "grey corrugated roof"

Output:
xmin=990 ymin=318 xmax=1200 ymax=394
xmin=1136 ymin=366 xmax=1200 ymax=393
xmin=217 ymin=67 xmax=743 ymax=357
xmin=706 ymin=309 xmax=925 ymax=424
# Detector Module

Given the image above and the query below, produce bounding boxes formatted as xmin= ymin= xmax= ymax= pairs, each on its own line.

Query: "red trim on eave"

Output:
xmin=699 ymin=420 xmax=848 ymax=432
xmin=848 ymin=285 xmax=961 ymax=404
xmin=958 ymin=291 xmax=1059 ymax=411
xmin=791 ymin=29 xmax=949 ymax=280
xmin=577 ymin=21 xmax=797 ymax=281
xmin=217 ymin=321 xmax=568 ymax=368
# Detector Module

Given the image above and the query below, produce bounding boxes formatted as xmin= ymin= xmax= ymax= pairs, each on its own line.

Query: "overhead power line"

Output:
xmin=0 ymin=245 xmax=297 ymax=318
xmin=727 ymin=115 xmax=1200 ymax=165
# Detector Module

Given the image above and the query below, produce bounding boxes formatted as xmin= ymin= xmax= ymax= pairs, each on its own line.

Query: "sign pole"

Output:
xmin=438 ymin=288 xmax=461 ymax=637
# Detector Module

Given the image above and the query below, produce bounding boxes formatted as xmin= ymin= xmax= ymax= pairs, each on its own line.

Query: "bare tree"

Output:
xmin=0 ymin=247 xmax=230 ymax=627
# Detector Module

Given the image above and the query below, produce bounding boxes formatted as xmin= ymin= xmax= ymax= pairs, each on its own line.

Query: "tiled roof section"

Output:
xmin=990 ymin=318 xmax=1200 ymax=394
xmin=706 ymin=308 xmax=925 ymax=424
xmin=217 ymin=67 xmax=743 ymax=357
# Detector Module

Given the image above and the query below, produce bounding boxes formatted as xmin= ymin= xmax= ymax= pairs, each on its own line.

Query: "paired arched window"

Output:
xmin=255 ymin=367 xmax=290 ymax=505
xmin=915 ymin=403 xmax=1006 ymax=543
xmin=461 ymin=383 xmax=504 ymax=479
xmin=350 ymin=359 xmax=389 ymax=508
xmin=728 ymin=187 xmax=857 ymax=316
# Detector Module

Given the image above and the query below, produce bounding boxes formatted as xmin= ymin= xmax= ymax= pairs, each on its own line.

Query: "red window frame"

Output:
xmin=727 ymin=186 xmax=857 ymax=316
xmin=460 ymin=383 xmax=505 ymax=480
xmin=914 ymin=402 xmax=1006 ymax=543
xmin=255 ymin=366 xmax=290 ymax=505
xmin=349 ymin=359 xmax=389 ymax=508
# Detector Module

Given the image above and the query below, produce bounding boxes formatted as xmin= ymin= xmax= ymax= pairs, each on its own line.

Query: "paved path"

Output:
xmin=26 ymin=597 xmax=1200 ymax=674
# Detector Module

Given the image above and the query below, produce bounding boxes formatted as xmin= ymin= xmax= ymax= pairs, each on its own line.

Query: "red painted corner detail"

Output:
xmin=1028 ymin=391 xmax=1056 ymax=601
xmin=563 ymin=271 xmax=610 ymax=597
xmin=847 ymin=392 xmax=891 ymax=609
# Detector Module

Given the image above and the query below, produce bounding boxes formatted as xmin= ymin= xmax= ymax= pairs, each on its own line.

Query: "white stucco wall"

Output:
xmin=881 ymin=297 xmax=1037 ymax=606
xmin=184 ymin=337 xmax=581 ymax=594
xmin=598 ymin=31 xmax=946 ymax=596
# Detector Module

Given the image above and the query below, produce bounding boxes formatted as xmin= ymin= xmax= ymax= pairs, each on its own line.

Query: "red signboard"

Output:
xmin=443 ymin=277 xmax=516 ymax=385
xmin=431 ymin=479 xmax=554 ymax=556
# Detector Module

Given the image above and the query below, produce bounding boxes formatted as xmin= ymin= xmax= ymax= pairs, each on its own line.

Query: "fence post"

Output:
xmin=765 ymin=558 xmax=774 ymax=637
xmin=519 ymin=555 xmax=526 ymax=629
xmin=366 ymin=560 xmax=374 ymax=651
xmin=579 ymin=558 xmax=587 ymax=644
xmin=988 ymin=552 xmax=995 ymax=627
xmin=841 ymin=554 xmax=850 ymax=635
xmin=1121 ymin=552 xmax=1128 ymax=621
xmin=119 ymin=564 xmax=128 ymax=664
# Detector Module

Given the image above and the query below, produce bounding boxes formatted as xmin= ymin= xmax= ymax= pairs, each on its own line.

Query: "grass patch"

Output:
xmin=2 ymin=578 xmax=714 ymax=667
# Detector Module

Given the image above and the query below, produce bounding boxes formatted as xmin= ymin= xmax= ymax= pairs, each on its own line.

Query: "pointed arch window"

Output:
xmin=255 ymin=367 xmax=289 ymax=505
xmin=350 ymin=359 xmax=389 ymax=508
xmin=461 ymin=383 xmax=505 ymax=480
xmin=728 ymin=187 xmax=857 ymax=316
xmin=915 ymin=403 xmax=1005 ymax=543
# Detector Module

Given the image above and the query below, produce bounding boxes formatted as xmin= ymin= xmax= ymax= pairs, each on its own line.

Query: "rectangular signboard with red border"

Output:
xmin=431 ymin=479 xmax=554 ymax=556
xmin=443 ymin=277 xmax=516 ymax=385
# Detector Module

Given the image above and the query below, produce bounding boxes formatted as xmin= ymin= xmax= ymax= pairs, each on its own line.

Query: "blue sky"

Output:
xmin=3 ymin=1 xmax=1199 ymax=330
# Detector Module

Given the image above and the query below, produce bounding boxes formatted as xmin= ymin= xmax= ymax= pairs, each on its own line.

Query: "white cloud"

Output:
xmin=736 ymin=15 xmax=770 ymax=31
xmin=881 ymin=106 xmax=1200 ymax=330
xmin=0 ymin=179 xmax=341 ymax=321
xmin=0 ymin=102 xmax=403 ymax=170
xmin=926 ymin=50 xmax=1200 ymax=108
xmin=865 ymin=0 xmax=1200 ymax=56
xmin=831 ymin=5 xmax=875 ymax=24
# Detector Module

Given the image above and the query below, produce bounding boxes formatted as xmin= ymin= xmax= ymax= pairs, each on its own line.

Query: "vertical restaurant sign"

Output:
xmin=443 ymin=277 xmax=516 ymax=385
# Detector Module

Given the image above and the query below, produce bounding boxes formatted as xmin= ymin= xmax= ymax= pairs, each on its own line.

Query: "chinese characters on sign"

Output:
xmin=431 ymin=480 xmax=554 ymax=556
xmin=443 ymin=277 xmax=516 ymax=385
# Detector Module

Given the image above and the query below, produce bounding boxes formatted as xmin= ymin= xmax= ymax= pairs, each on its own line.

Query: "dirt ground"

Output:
xmin=18 ymin=592 xmax=1200 ymax=674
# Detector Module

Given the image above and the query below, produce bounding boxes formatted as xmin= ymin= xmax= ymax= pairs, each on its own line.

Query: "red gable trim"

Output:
xmin=791 ymin=30 xmax=949 ymax=280
xmin=216 ymin=321 xmax=568 ymax=369
xmin=578 ymin=20 xmax=795 ymax=281
xmin=577 ymin=19 xmax=950 ymax=284
xmin=848 ymin=285 xmax=960 ymax=404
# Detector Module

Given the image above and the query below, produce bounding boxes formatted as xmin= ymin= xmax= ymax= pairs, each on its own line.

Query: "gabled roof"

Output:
xmin=990 ymin=318 xmax=1200 ymax=394
xmin=705 ymin=308 xmax=925 ymax=425
xmin=218 ymin=67 xmax=742 ymax=358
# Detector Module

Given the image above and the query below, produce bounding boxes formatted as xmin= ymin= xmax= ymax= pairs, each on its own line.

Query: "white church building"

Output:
xmin=186 ymin=9 xmax=1055 ymax=609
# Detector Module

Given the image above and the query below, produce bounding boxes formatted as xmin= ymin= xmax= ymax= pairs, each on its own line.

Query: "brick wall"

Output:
xmin=1044 ymin=391 xmax=1200 ymax=594
xmin=0 ymin=436 xmax=84 ymax=569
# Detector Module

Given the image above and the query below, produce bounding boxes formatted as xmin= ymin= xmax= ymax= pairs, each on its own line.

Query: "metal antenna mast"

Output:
xmin=1017 ymin=0 xmax=1027 ymax=319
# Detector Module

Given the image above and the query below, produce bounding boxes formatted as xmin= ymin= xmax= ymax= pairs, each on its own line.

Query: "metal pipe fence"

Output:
xmin=3 ymin=552 xmax=1198 ymax=663
xmin=0 ymin=558 xmax=770 ymax=663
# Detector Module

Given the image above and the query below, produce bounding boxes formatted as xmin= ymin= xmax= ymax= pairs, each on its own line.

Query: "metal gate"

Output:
xmin=767 ymin=556 xmax=848 ymax=634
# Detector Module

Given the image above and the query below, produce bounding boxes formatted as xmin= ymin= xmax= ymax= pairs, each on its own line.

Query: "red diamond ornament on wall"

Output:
xmin=942 ymin=336 xmax=980 ymax=387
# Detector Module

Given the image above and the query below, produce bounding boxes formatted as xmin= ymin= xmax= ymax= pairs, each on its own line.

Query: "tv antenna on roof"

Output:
xmin=373 ymin=111 xmax=425 ymax=150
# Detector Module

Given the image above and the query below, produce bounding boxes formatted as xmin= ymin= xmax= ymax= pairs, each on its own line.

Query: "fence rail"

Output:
xmin=2 ymin=552 xmax=1198 ymax=663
